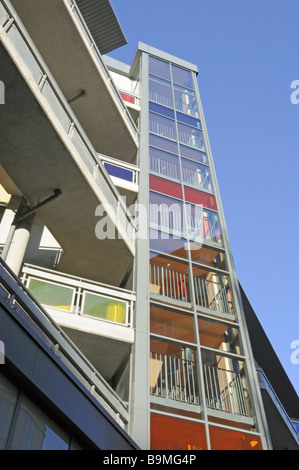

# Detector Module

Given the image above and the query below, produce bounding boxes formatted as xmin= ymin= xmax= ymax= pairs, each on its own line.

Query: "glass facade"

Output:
xmin=143 ymin=54 xmax=265 ymax=450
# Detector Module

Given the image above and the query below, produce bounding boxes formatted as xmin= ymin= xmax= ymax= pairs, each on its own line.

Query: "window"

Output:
xmin=172 ymin=65 xmax=194 ymax=89
xmin=149 ymin=134 xmax=179 ymax=154
xmin=180 ymin=145 xmax=208 ymax=164
xmin=149 ymin=175 xmax=182 ymax=199
xmin=149 ymin=101 xmax=175 ymax=119
xmin=149 ymin=56 xmax=171 ymax=81
xmin=184 ymin=187 xmax=217 ymax=211
xmin=149 ymin=147 xmax=180 ymax=181
xmin=27 ymin=278 xmax=75 ymax=312
xmin=149 ymin=75 xmax=173 ymax=108
xmin=178 ymin=122 xmax=205 ymax=151
xmin=174 ymin=85 xmax=199 ymax=117
xmin=149 ymin=228 xmax=188 ymax=259
xmin=209 ymin=426 xmax=262 ymax=450
xmin=151 ymin=414 xmax=207 ymax=450
xmin=82 ymin=292 xmax=127 ymax=325
xmin=150 ymin=304 xmax=194 ymax=342
xmin=149 ymin=112 xmax=177 ymax=141
xmin=150 ymin=192 xmax=185 ymax=236
xmin=181 ymin=158 xmax=213 ymax=192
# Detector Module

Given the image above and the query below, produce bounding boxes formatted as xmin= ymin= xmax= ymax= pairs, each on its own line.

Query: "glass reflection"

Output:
xmin=178 ymin=122 xmax=205 ymax=151
xmin=149 ymin=228 xmax=188 ymax=259
xmin=149 ymin=134 xmax=178 ymax=154
xmin=198 ymin=317 xmax=241 ymax=354
xmin=150 ymin=304 xmax=194 ymax=342
xmin=149 ymin=75 xmax=173 ymax=108
xmin=149 ymin=112 xmax=177 ymax=141
xmin=180 ymin=145 xmax=208 ymax=164
xmin=149 ymin=56 xmax=171 ymax=81
xmin=182 ymin=158 xmax=213 ymax=192
xmin=149 ymin=147 xmax=181 ymax=181
xmin=174 ymin=85 xmax=199 ymax=117
xmin=172 ymin=65 xmax=194 ymax=89
xmin=150 ymin=192 xmax=185 ymax=236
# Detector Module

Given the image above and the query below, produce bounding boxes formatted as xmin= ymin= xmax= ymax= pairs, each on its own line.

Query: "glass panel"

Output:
xmin=149 ymin=147 xmax=180 ymax=181
xmin=149 ymin=75 xmax=173 ymax=108
xmin=184 ymin=187 xmax=217 ymax=210
xmin=10 ymin=396 xmax=69 ymax=450
xmin=186 ymin=206 xmax=222 ymax=244
xmin=151 ymin=414 xmax=207 ymax=450
xmin=174 ymin=85 xmax=199 ymax=117
xmin=189 ymin=244 xmax=227 ymax=270
xmin=150 ymin=304 xmax=194 ymax=342
xmin=82 ymin=292 xmax=127 ymax=324
xmin=172 ymin=65 xmax=194 ymax=89
xmin=27 ymin=278 xmax=74 ymax=311
xmin=209 ymin=427 xmax=262 ymax=450
xmin=149 ymin=134 xmax=178 ymax=154
xmin=181 ymin=158 xmax=213 ymax=192
xmin=150 ymin=252 xmax=190 ymax=301
xmin=150 ymin=192 xmax=185 ymax=236
xmin=149 ymin=228 xmax=188 ymax=259
xmin=149 ymin=101 xmax=175 ymax=119
xmin=103 ymin=162 xmax=134 ymax=182
xmin=149 ymin=56 xmax=171 ymax=81
xmin=192 ymin=265 xmax=233 ymax=315
xmin=176 ymin=112 xmax=201 ymax=129
xmin=149 ymin=175 xmax=182 ymax=199
xmin=0 ymin=374 xmax=18 ymax=449
xmin=178 ymin=122 xmax=205 ymax=150
xmin=180 ymin=145 xmax=208 ymax=164
xmin=198 ymin=317 xmax=241 ymax=354
xmin=149 ymin=112 xmax=177 ymax=141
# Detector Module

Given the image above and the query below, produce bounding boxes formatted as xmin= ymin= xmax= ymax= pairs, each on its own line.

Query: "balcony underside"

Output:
xmin=10 ymin=0 xmax=138 ymax=162
xmin=0 ymin=39 xmax=133 ymax=286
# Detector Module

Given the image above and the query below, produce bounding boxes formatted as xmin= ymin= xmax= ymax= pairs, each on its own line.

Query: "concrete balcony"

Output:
xmin=8 ymin=0 xmax=139 ymax=162
xmin=21 ymin=263 xmax=135 ymax=396
xmin=0 ymin=0 xmax=136 ymax=286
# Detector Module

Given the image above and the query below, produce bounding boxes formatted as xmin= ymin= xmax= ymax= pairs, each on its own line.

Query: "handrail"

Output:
xmin=0 ymin=257 xmax=129 ymax=425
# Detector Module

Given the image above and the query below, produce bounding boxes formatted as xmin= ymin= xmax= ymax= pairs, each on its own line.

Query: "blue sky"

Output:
xmin=108 ymin=0 xmax=299 ymax=394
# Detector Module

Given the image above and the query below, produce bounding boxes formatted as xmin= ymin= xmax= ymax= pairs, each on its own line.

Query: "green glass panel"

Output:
xmin=28 ymin=278 xmax=73 ymax=311
xmin=83 ymin=292 xmax=127 ymax=324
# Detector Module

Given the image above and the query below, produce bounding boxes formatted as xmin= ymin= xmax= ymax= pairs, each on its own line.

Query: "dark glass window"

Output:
xmin=149 ymin=56 xmax=171 ymax=81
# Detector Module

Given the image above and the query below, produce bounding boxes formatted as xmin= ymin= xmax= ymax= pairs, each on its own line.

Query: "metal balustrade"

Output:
xmin=203 ymin=365 xmax=249 ymax=416
xmin=150 ymin=153 xmax=180 ymax=181
xmin=150 ymin=352 xmax=199 ymax=405
xmin=150 ymin=264 xmax=190 ymax=302
xmin=193 ymin=275 xmax=234 ymax=315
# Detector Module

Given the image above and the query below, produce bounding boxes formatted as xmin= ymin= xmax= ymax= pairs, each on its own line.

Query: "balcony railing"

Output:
xmin=150 ymin=352 xmax=200 ymax=405
xmin=204 ymin=365 xmax=250 ymax=416
xmin=21 ymin=264 xmax=135 ymax=327
xmin=150 ymin=351 xmax=250 ymax=417
xmin=150 ymin=264 xmax=190 ymax=303
xmin=193 ymin=275 xmax=234 ymax=315
xmin=150 ymin=263 xmax=233 ymax=315
xmin=97 ymin=153 xmax=139 ymax=186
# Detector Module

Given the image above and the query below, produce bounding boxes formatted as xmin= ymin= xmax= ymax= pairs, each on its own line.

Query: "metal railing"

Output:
xmin=182 ymin=165 xmax=213 ymax=193
xmin=203 ymin=365 xmax=250 ymax=416
xmin=150 ymin=153 xmax=180 ymax=181
xmin=0 ymin=258 xmax=129 ymax=426
xmin=193 ymin=275 xmax=234 ymax=315
xmin=150 ymin=263 xmax=190 ymax=302
xmin=150 ymin=352 xmax=199 ymax=405
xmin=21 ymin=264 xmax=135 ymax=328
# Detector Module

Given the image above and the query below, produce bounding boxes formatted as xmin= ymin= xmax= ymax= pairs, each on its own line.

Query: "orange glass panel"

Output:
xmin=150 ymin=304 xmax=195 ymax=343
xmin=151 ymin=413 xmax=207 ymax=450
xmin=209 ymin=426 xmax=263 ymax=450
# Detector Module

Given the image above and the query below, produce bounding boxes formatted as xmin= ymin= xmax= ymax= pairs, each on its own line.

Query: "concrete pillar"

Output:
xmin=4 ymin=211 xmax=35 ymax=276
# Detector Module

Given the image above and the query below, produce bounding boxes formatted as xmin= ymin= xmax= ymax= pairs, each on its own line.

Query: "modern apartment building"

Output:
xmin=0 ymin=0 xmax=298 ymax=451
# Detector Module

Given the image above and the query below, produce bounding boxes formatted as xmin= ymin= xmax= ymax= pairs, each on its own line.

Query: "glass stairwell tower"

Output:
xmin=124 ymin=43 xmax=271 ymax=450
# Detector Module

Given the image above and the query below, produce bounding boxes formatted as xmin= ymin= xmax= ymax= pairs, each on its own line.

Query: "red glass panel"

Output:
xmin=151 ymin=413 xmax=207 ymax=450
xmin=209 ymin=426 xmax=263 ymax=450
xmin=150 ymin=175 xmax=183 ymax=199
xmin=184 ymin=186 xmax=217 ymax=210
xmin=120 ymin=92 xmax=135 ymax=104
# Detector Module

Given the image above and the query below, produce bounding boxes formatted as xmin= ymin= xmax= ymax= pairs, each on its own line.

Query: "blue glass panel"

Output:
xmin=180 ymin=145 xmax=208 ymax=164
xmin=103 ymin=162 xmax=134 ymax=182
xmin=149 ymin=101 xmax=175 ymax=119
xmin=176 ymin=112 xmax=201 ymax=129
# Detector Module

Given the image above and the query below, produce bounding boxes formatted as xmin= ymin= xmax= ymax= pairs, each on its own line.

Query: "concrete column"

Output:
xmin=5 ymin=211 xmax=35 ymax=276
